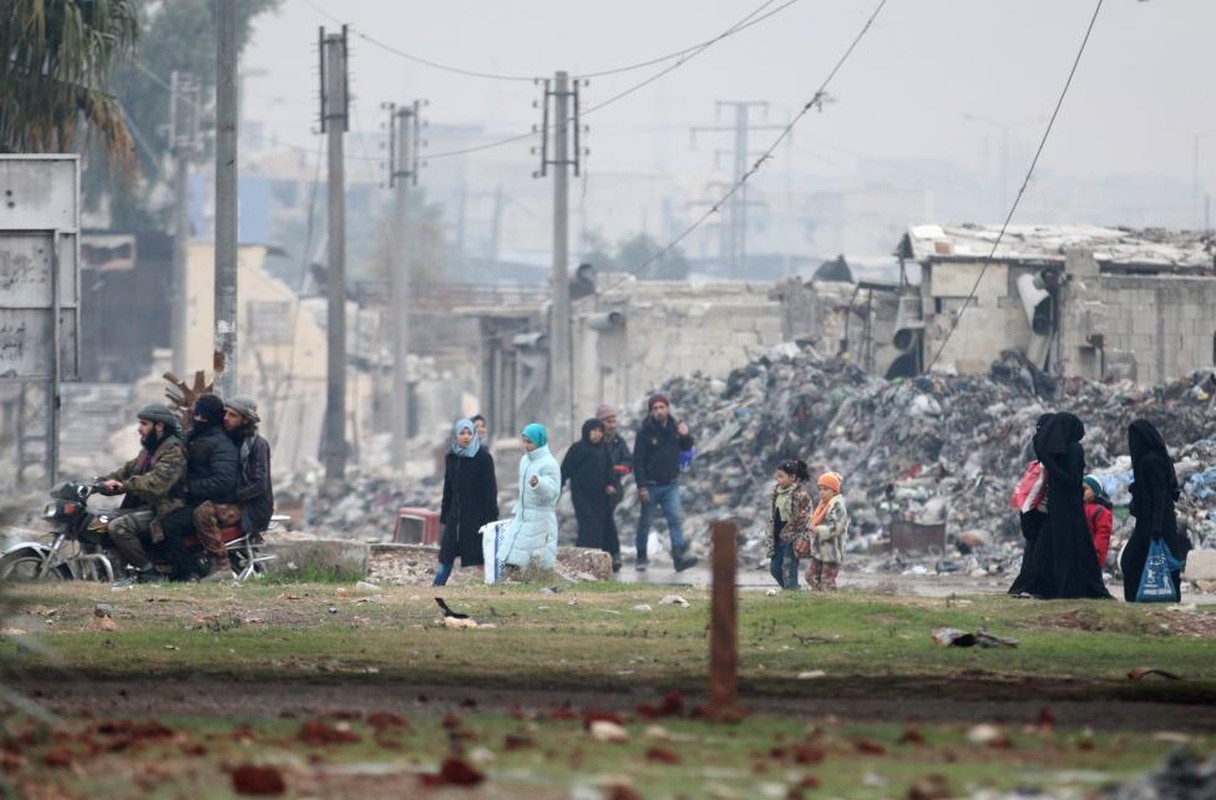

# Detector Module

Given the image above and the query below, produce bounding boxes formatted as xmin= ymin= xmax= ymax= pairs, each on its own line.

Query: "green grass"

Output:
xmin=2 ymin=582 xmax=1214 ymax=797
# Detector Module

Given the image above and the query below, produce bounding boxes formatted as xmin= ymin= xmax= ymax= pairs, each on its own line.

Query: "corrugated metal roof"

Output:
xmin=898 ymin=223 xmax=1215 ymax=271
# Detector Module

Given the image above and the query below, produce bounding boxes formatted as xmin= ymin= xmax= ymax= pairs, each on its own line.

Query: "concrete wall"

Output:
xmin=1075 ymin=273 xmax=1216 ymax=385
xmin=569 ymin=276 xmax=785 ymax=420
xmin=921 ymin=252 xmax=1216 ymax=384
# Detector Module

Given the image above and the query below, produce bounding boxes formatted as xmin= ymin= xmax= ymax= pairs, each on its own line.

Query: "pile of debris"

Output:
xmin=627 ymin=344 xmax=1216 ymax=572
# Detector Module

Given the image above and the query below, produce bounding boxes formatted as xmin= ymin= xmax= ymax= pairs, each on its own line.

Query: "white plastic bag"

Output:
xmin=480 ymin=519 xmax=513 ymax=584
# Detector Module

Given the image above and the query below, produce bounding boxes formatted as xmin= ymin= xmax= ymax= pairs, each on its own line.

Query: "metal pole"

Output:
xmin=733 ymin=104 xmax=749 ymax=279
xmin=390 ymin=104 xmax=413 ymax=474
xmin=49 ymin=231 xmax=61 ymax=486
xmin=549 ymin=71 xmax=571 ymax=446
xmin=323 ymin=31 xmax=348 ymax=482
xmin=214 ymin=0 xmax=238 ymax=397
xmin=171 ymin=155 xmax=190 ymax=377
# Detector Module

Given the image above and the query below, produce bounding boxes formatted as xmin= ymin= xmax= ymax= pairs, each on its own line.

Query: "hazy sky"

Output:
xmin=241 ymin=0 xmax=1215 ymax=231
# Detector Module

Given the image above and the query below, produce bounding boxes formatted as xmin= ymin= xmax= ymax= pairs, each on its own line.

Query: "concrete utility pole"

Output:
xmin=385 ymin=100 xmax=419 ymax=474
xmin=320 ymin=27 xmax=349 ymax=482
xmin=690 ymin=101 xmax=780 ymax=279
xmin=214 ymin=0 xmax=238 ymax=397
xmin=169 ymin=71 xmax=200 ymax=378
xmin=535 ymin=71 xmax=582 ymax=446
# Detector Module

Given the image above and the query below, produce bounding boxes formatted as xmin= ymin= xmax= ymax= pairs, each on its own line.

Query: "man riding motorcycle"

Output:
xmin=157 ymin=394 xmax=239 ymax=579
xmin=104 ymin=404 xmax=187 ymax=586
xmin=192 ymin=395 xmax=275 ymax=581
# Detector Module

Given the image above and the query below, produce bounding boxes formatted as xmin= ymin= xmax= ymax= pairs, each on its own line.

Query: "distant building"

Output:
xmin=895 ymin=223 xmax=1216 ymax=384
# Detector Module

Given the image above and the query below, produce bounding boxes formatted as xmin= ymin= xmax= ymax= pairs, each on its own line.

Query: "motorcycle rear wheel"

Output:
xmin=0 ymin=551 xmax=71 ymax=582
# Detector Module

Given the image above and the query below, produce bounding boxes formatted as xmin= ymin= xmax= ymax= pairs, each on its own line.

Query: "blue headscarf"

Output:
xmin=521 ymin=422 xmax=548 ymax=448
xmin=451 ymin=418 xmax=481 ymax=458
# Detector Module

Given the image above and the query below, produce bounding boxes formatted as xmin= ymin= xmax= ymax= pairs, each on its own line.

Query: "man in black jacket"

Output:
xmin=192 ymin=395 xmax=275 ymax=580
xmin=596 ymin=403 xmax=631 ymax=573
xmin=632 ymin=394 xmax=698 ymax=572
xmin=158 ymin=394 xmax=239 ymax=579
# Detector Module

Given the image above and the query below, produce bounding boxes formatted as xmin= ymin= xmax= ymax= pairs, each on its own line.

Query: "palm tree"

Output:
xmin=0 ymin=0 xmax=139 ymax=160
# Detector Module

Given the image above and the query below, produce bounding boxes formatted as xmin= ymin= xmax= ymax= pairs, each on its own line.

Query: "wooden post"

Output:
xmin=708 ymin=519 xmax=739 ymax=720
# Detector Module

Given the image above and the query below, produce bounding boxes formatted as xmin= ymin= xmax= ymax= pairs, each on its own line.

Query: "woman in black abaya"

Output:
xmin=561 ymin=418 xmax=620 ymax=566
xmin=1122 ymin=419 xmax=1190 ymax=602
xmin=1008 ymin=413 xmax=1053 ymax=596
xmin=1021 ymin=412 xmax=1111 ymax=600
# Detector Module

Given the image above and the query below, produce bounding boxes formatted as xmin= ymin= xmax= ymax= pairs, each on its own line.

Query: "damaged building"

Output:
xmin=895 ymin=224 xmax=1216 ymax=384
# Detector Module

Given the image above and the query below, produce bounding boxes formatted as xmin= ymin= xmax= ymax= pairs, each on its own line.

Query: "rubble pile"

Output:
xmin=635 ymin=344 xmax=1216 ymax=570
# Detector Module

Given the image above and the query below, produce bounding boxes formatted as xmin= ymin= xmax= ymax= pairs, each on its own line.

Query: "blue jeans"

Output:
xmin=769 ymin=541 xmax=799 ymax=590
xmin=636 ymin=483 xmax=685 ymax=562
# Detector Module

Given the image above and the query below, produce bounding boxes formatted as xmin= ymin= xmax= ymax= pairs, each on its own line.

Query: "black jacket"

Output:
xmin=633 ymin=416 xmax=693 ymax=487
xmin=234 ymin=430 xmax=274 ymax=533
xmin=604 ymin=432 xmax=633 ymax=478
xmin=561 ymin=425 xmax=617 ymax=550
xmin=179 ymin=421 xmax=239 ymax=505
xmin=439 ymin=449 xmax=499 ymax=566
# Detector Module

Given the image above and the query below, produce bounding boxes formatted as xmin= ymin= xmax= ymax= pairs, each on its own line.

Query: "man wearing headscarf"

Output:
xmin=157 ymin=394 xmax=240 ymax=579
xmin=104 ymin=404 xmax=187 ymax=586
xmin=1123 ymin=419 xmax=1190 ymax=602
xmin=1021 ymin=412 xmax=1111 ymax=599
xmin=435 ymin=418 xmax=499 ymax=586
xmin=561 ymin=418 xmax=620 ymax=570
xmin=632 ymin=394 xmax=698 ymax=572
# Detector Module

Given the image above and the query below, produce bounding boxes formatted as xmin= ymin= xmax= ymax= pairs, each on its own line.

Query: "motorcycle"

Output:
xmin=0 ymin=482 xmax=277 ymax=583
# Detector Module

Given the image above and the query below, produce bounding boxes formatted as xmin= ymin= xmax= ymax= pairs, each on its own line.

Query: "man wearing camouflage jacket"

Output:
xmin=103 ymin=404 xmax=186 ymax=584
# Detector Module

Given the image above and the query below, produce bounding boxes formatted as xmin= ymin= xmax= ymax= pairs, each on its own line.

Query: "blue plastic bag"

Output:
xmin=1135 ymin=537 xmax=1184 ymax=603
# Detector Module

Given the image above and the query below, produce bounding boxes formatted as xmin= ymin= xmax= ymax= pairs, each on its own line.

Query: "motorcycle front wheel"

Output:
xmin=0 ymin=550 xmax=71 ymax=582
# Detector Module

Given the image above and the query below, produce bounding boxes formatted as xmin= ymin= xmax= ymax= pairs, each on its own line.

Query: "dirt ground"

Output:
xmin=12 ymin=672 xmax=1216 ymax=736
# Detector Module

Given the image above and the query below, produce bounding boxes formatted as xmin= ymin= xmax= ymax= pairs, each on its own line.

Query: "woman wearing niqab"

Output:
xmin=1122 ymin=419 xmax=1189 ymax=602
xmin=1008 ymin=413 xmax=1052 ymax=596
xmin=1020 ymin=412 xmax=1111 ymax=599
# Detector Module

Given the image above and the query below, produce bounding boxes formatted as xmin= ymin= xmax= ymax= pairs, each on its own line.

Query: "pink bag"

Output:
xmin=1009 ymin=461 xmax=1047 ymax=513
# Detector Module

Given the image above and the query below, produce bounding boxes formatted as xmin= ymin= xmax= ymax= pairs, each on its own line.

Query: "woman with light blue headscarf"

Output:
xmin=435 ymin=418 xmax=499 ymax=586
xmin=499 ymin=423 xmax=561 ymax=575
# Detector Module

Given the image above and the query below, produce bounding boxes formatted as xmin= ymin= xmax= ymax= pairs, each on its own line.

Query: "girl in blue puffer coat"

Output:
xmin=501 ymin=423 xmax=562 ymax=574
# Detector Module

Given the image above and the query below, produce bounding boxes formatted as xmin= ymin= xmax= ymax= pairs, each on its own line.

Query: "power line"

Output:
xmin=924 ymin=0 xmax=1105 ymax=372
xmin=602 ymin=0 xmax=890 ymax=290
xmin=300 ymin=0 xmax=795 ymax=84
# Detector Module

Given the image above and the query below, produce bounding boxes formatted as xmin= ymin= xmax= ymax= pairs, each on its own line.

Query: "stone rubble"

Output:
xmin=622 ymin=345 xmax=1216 ymax=578
xmin=260 ymin=344 xmax=1216 ymax=586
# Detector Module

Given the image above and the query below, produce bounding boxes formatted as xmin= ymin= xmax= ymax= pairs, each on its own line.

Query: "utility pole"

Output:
xmin=690 ymin=101 xmax=780 ymax=278
xmin=169 ymin=71 xmax=200 ymax=379
xmin=320 ymin=26 xmax=349 ymax=483
xmin=534 ymin=71 xmax=582 ymax=446
xmin=384 ymin=100 xmax=420 ymax=474
xmin=214 ymin=0 xmax=238 ymax=397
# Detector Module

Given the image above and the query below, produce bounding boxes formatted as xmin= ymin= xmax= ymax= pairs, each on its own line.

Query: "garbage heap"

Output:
xmin=631 ymin=343 xmax=1216 ymax=571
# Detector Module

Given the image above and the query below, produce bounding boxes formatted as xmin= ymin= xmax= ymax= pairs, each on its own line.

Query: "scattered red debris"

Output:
xmin=95 ymin=720 xmax=175 ymax=739
xmin=792 ymin=742 xmax=825 ymax=765
xmin=605 ymin=785 xmax=643 ymax=800
xmin=297 ymin=720 xmax=361 ymax=746
xmin=1036 ymin=707 xmax=1057 ymax=730
xmin=419 ymin=756 xmax=485 ymax=787
xmin=548 ymin=706 xmax=579 ymax=721
xmin=502 ymin=732 xmax=535 ymax=751
xmin=367 ymin=712 xmax=409 ymax=732
xmin=41 ymin=747 xmax=72 ymax=768
xmin=231 ymin=764 xmax=286 ymax=796
xmin=898 ymin=727 xmax=926 ymax=746
xmin=645 ymin=746 xmax=680 ymax=764
xmin=853 ymin=738 xmax=887 ymax=755
xmin=441 ymin=712 xmax=463 ymax=729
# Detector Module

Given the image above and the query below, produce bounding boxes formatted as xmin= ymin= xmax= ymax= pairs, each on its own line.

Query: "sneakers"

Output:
xmin=634 ymin=560 xmax=648 ymax=572
xmin=672 ymin=547 xmax=699 ymax=573
xmin=611 ymin=556 xmax=622 ymax=573
xmin=673 ymin=554 xmax=700 ymax=573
